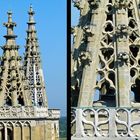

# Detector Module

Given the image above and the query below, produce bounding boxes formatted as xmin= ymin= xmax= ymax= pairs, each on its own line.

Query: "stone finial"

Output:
xmin=28 ymin=4 xmax=35 ymax=23
xmin=7 ymin=10 xmax=13 ymax=23
xmin=4 ymin=10 xmax=16 ymax=26
xmin=29 ymin=4 xmax=34 ymax=14
xmin=3 ymin=11 xmax=17 ymax=39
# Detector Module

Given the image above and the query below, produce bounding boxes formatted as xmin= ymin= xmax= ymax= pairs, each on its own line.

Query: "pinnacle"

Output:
xmin=24 ymin=5 xmax=48 ymax=107
xmin=28 ymin=5 xmax=35 ymax=24
xmin=7 ymin=10 xmax=12 ymax=22
xmin=3 ymin=11 xmax=17 ymax=41
xmin=29 ymin=4 xmax=33 ymax=11
xmin=4 ymin=10 xmax=16 ymax=26
xmin=29 ymin=4 xmax=34 ymax=14
xmin=28 ymin=4 xmax=35 ymax=17
xmin=0 ymin=11 xmax=31 ymax=106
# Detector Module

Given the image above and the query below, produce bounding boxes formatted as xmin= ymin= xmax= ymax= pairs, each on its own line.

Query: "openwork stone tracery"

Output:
xmin=23 ymin=6 xmax=48 ymax=107
xmin=71 ymin=0 xmax=140 ymax=139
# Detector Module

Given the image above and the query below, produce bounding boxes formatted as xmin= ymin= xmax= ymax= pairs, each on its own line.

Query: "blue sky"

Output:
xmin=71 ymin=2 xmax=79 ymax=46
xmin=0 ymin=1 xmax=66 ymax=116
xmin=71 ymin=3 xmax=79 ymax=27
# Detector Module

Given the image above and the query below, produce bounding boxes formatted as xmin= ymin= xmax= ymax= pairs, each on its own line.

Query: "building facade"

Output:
xmin=71 ymin=0 xmax=140 ymax=139
xmin=0 ymin=6 xmax=60 ymax=140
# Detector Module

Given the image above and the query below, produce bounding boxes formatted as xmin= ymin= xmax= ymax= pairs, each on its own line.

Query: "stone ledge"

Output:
xmin=72 ymin=137 xmax=139 ymax=140
xmin=0 ymin=106 xmax=60 ymax=119
xmin=71 ymin=108 xmax=140 ymax=137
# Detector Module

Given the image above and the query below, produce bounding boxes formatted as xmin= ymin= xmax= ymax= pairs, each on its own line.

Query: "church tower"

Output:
xmin=71 ymin=0 xmax=140 ymax=139
xmin=0 ymin=7 xmax=60 ymax=140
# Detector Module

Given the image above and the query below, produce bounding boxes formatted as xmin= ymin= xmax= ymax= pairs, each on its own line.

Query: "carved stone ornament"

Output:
xmin=114 ymin=0 xmax=130 ymax=8
xmin=72 ymin=0 xmax=86 ymax=10
xmin=71 ymin=0 xmax=140 ymax=139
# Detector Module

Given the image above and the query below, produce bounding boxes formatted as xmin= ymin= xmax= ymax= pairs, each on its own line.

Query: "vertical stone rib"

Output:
xmin=115 ymin=4 xmax=131 ymax=107
xmin=78 ymin=1 xmax=109 ymax=107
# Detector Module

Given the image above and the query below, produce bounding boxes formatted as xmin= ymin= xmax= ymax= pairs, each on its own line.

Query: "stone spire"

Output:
xmin=24 ymin=5 xmax=48 ymax=107
xmin=0 ymin=11 xmax=31 ymax=106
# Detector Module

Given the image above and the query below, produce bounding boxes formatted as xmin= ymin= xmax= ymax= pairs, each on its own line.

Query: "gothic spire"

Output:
xmin=24 ymin=6 xmax=48 ymax=107
xmin=0 ymin=11 xmax=31 ymax=106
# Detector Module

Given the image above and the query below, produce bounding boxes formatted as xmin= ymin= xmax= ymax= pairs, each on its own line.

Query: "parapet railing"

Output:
xmin=0 ymin=106 xmax=60 ymax=119
xmin=71 ymin=107 xmax=140 ymax=138
xmin=48 ymin=108 xmax=60 ymax=119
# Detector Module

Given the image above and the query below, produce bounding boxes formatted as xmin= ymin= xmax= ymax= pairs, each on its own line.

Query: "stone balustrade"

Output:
xmin=48 ymin=109 xmax=60 ymax=119
xmin=71 ymin=107 xmax=140 ymax=139
xmin=0 ymin=106 xmax=60 ymax=119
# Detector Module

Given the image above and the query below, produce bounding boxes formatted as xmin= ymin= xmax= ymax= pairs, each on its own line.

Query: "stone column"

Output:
xmin=75 ymin=109 xmax=85 ymax=137
xmin=4 ymin=125 xmax=7 ymax=140
xmin=78 ymin=1 xmax=109 ymax=107
xmin=13 ymin=127 xmax=16 ymax=140
xmin=109 ymin=109 xmax=116 ymax=137
xmin=21 ymin=125 xmax=24 ymax=140
xmin=115 ymin=4 xmax=131 ymax=107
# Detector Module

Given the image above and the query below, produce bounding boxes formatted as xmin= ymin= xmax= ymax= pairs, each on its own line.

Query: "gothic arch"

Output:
xmin=133 ymin=38 xmax=140 ymax=46
xmin=15 ymin=121 xmax=22 ymax=127
xmin=15 ymin=122 xmax=22 ymax=140
xmin=23 ymin=121 xmax=31 ymax=140
xmin=23 ymin=121 xmax=31 ymax=127
xmin=6 ymin=121 xmax=14 ymax=128
xmin=6 ymin=122 xmax=14 ymax=140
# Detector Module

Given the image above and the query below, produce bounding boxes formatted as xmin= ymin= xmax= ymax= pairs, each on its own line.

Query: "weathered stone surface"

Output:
xmin=71 ymin=108 xmax=140 ymax=139
xmin=0 ymin=5 xmax=60 ymax=140
xmin=24 ymin=5 xmax=48 ymax=107
xmin=71 ymin=0 xmax=140 ymax=139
